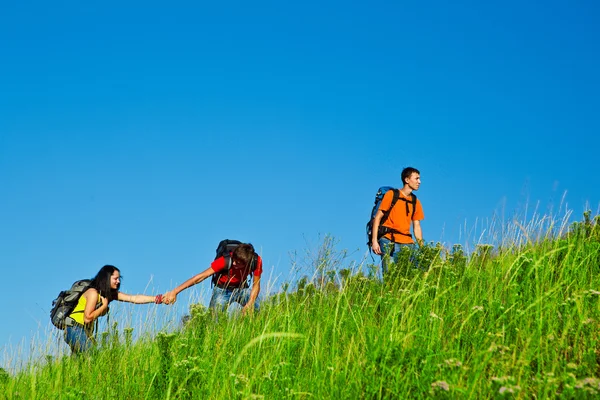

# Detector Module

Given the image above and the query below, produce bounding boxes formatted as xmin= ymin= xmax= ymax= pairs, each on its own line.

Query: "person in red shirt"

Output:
xmin=371 ymin=167 xmax=425 ymax=276
xmin=163 ymin=243 xmax=262 ymax=315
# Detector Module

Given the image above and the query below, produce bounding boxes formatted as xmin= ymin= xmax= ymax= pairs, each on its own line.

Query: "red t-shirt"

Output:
xmin=211 ymin=254 xmax=263 ymax=286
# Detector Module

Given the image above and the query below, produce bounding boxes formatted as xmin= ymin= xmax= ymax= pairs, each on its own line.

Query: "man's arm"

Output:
xmin=164 ymin=267 xmax=216 ymax=305
xmin=413 ymin=220 xmax=423 ymax=246
xmin=242 ymin=276 xmax=261 ymax=315
xmin=371 ymin=209 xmax=384 ymax=255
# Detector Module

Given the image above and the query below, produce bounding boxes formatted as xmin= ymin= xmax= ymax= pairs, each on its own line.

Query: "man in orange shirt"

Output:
xmin=371 ymin=167 xmax=424 ymax=276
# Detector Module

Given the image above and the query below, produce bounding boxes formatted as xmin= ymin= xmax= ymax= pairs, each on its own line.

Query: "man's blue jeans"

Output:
xmin=378 ymin=237 xmax=417 ymax=279
xmin=209 ymin=286 xmax=259 ymax=313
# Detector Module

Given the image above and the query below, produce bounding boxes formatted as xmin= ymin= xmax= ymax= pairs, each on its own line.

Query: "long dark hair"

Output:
xmin=91 ymin=265 xmax=120 ymax=302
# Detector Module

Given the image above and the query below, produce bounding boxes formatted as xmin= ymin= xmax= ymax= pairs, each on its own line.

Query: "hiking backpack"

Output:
xmin=366 ymin=186 xmax=417 ymax=248
xmin=50 ymin=279 xmax=93 ymax=330
xmin=211 ymin=239 xmax=258 ymax=287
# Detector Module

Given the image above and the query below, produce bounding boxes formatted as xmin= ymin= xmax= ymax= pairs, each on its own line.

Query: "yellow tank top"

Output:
xmin=69 ymin=290 xmax=101 ymax=326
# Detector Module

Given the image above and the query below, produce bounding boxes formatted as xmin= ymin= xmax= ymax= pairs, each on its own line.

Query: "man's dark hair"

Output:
xmin=232 ymin=243 xmax=256 ymax=266
xmin=401 ymin=167 xmax=420 ymax=185
xmin=92 ymin=264 xmax=120 ymax=302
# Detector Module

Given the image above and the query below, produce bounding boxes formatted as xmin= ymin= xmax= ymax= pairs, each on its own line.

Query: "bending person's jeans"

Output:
xmin=209 ymin=286 xmax=260 ymax=313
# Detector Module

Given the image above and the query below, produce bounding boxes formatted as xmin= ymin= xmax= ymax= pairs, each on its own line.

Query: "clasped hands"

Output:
xmin=160 ymin=291 xmax=177 ymax=305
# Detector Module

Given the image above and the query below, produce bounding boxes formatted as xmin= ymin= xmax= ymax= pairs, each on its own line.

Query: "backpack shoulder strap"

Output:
xmin=380 ymin=189 xmax=400 ymax=225
xmin=224 ymin=253 xmax=233 ymax=270
xmin=249 ymin=253 xmax=258 ymax=273
xmin=211 ymin=253 xmax=233 ymax=287
xmin=397 ymin=192 xmax=418 ymax=218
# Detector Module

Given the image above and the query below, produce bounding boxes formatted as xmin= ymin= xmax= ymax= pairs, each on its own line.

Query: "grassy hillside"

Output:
xmin=1 ymin=213 xmax=599 ymax=399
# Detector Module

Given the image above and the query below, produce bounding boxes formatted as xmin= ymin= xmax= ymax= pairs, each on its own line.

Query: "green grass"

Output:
xmin=1 ymin=213 xmax=599 ymax=399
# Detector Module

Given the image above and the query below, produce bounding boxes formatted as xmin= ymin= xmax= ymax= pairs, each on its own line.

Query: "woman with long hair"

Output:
xmin=64 ymin=264 xmax=163 ymax=354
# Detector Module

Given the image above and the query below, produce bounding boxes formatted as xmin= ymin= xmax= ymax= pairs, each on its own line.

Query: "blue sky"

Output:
xmin=1 ymin=0 xmax=599 ymax=367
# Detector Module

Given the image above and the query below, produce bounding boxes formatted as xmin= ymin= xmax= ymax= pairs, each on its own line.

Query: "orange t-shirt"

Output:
xmin=379 ymin=190 xmax=424 ymax=244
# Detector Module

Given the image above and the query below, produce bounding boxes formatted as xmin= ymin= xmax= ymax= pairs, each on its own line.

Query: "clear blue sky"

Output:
xmin=1 ymin=0 xmax=599 ymax=368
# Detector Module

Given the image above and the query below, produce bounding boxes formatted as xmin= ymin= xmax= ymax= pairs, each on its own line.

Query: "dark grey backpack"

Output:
xmin=50 ymin=279 xmax=92 ymax=329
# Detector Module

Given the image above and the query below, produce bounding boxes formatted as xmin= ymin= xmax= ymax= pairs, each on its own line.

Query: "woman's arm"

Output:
xmin=117 ymin=292 xmax=162 ymax=304
xmin=83 ymin=289 xmax=109 ymax=324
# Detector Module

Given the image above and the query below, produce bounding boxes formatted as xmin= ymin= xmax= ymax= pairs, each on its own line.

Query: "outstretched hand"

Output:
xmin=163 ymin=291 xmax=177 ymax=305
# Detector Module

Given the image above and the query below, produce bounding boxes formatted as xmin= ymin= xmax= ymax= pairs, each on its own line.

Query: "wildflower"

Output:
xmin=575 ymin=377 xmax=600 ymax=391
xmin=431 ymin=381 xmax=450 ymax=391
xmin=263 ymin=371 xmax=273 ymax=380
xmin=429 ymin=312 xmax=443 ymax=321
xmin=235 ymin=374 xmax=249 ymax=385
xmin=176 ymin=339 xmax=189 ymax=350
xmin=443 ymin=358 xmax=463 ymax=368
xmin=491 ymin=376 xmax=514 ymax=384
xmin=488 ymin=343 xmax=510 ymax=354
xmin=472 ymin=305 xmax=484 ymax=312
xmin=499 ymin=385 xmax=521 ymax=394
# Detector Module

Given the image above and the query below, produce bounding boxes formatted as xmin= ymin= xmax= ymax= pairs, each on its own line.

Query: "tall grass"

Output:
xmin=1 ymin=212 xmax=599 ymax=399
